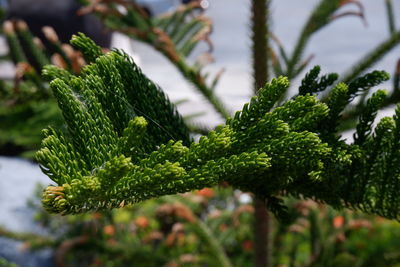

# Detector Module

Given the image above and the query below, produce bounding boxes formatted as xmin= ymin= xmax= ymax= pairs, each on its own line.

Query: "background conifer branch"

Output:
xmin=79 ymin=0 xmax=230 ymax=119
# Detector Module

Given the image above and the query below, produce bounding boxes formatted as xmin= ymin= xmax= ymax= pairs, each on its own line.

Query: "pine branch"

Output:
xmin=37 ymin=36 xmax=400 ymax=222
xmin=286 ymin=0 xmax=343 ymax=79
xmin=298 ymin=66 xmax=338 ymax=96
xmin=3 ymin=21 xmax=27 ymax=63
xmin=15 ymin=20 xmax=50 ymax=71
xmin=341 ymin=30 xmax=400 ymax=84
xmin=353 ymin=90 xmax=387 ymax=146
xmin=321 ymin=70 xmax=390 ymax=130
xmin=283 ymin=0 xmax=368 ymax=80
xmin=79 ymin=0 xmax=230 ymax=119
xmin=0 ymin=226 xmax=56 ymax=249
xmin=42 ymin=26 xmax=73 ymax=70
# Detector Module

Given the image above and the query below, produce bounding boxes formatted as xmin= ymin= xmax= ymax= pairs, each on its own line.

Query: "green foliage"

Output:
xmin=0 ymin=21 xmax=84 ymax=156
xmin=0 ymin=0 xmax=223 ymax=156
xmin=14 ymin=21 xmax=50 ymax=71
xmin=36 ymin=34 xmax=400 ymax=221
xmin=1 ymin=1 xmax=399 ymax=157
xmin=2 ymin=1 xmax=400 ymax=266
xmin=13 ymin=187 xmax=237 ymax=267
xmin=70 ymin=33 xmax=103 ymax=63
xmin=270 ymin=0 xmax=400 ymax=117
xmin=298 ymin=66 xmax=338 ymax=96
xmin=0 ymin=100 xmax=63 ymax=157
xmin=5 ymin=186 xmax=400 ymax=267
xmin=0 ymin=257 xmax=19 ymax=267
xmin=272 ymin=199 xmax=400 ymax=267
xmin=354 ymin=90 xmax=387 ymax=145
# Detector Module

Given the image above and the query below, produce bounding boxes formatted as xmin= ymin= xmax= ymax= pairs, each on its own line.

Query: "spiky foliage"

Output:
xmin=298 ymin=66 xmax=338 ymax=96
xmin=0 ymin=20 xmax=87 ymax=156
xmin=274 ymin=0 xmax=364 ymax=79
xmin=36 ymin=35 xmax=400 ymax=221
xmin=271 ymin=0 xmax=399 ymax=79
xmin=79 ymin=0 xmax=229 ymax=118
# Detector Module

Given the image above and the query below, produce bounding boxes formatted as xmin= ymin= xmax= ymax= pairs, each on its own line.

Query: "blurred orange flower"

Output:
xmin=135 ymin=216 xmax=149 ymax=228
xmin=333 ymin=216 xmax=345 ymax=228
xmin=197 ymin=188 xmax=214 ymax=198
xmin=103 ymin=225 xmax=116 ymax=236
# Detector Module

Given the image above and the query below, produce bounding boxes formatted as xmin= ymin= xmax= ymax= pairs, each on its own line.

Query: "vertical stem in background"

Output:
xmin=254 ymin=197 xmax=271 ymax=267
xmin=385 ymin=0 xmax=396 ymax=34
xmin=252 ymin=0 xmax=269 ymax=92
xmin=251 ymin=0 xmax=271 ymax=267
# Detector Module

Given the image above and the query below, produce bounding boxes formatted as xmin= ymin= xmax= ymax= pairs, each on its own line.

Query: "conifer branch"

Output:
xmin=0 ymin=226 xmax=56 ymax=249
xmin=341 ymin=30 xmax=400 ymax=84
xmin=286 ymin=0 xmax=343 ymax=79
xmin=79 ymin=0 xmax=230 ymax=119
xmin=3 ymin=21 xmax=27 ymax=64
xmin=15 ymin=20 xmax=50 ymax=70
xmin=37 ymin=35 xmax=400 ymax=221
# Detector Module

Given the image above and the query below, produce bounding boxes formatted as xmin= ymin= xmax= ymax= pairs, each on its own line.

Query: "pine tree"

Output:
xmin=36 ymin=34 xmax=400 ymax=221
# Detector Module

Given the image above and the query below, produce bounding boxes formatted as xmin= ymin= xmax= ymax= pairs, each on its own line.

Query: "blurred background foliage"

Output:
xmin=2 ymin=186 xmax=400 ymax=267
xmin=0 ymin=0 xmax=400 ymax=266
